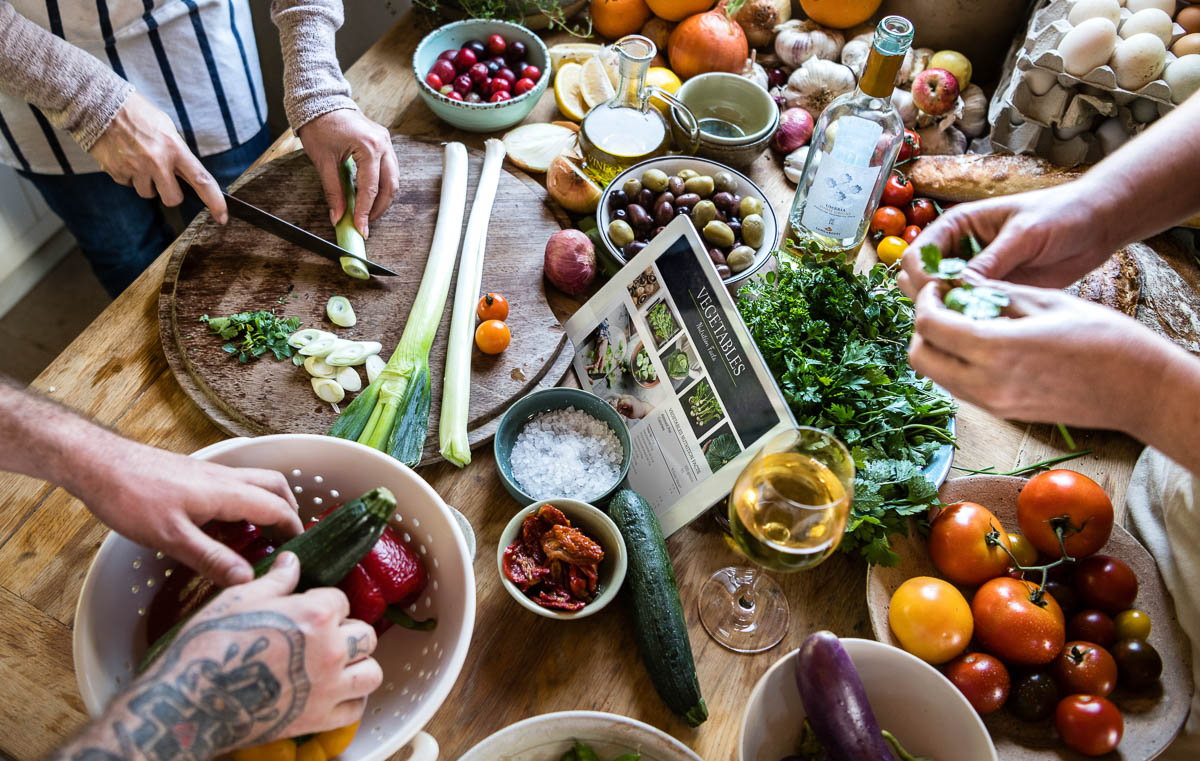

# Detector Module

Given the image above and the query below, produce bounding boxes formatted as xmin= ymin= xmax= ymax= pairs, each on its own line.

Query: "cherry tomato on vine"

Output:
xmin=870 ymin=206 xmax=907 ymax=239
xmin=880 ymin=173 xmax=915 ymax=208
xmin=1074 ymin=554 xmax=1138 ymax=615
xmin=897 ymin=128 xmax=921 ymax=162
xmin=1009 ymin=670 xmax=1059 ymax=721
xmin=1114 ymin=609 xmax=1151 ymax=640
xmin=905 ymin=198 xmax=937 ymax=227
xmin=1056 ymin=695 xmax=1123 ymax=756
xmin=1112 ymin=638 xmax=1162 ymax=689
xmin=1017 ymin=470 xmax=1114 ymax=559
xmin=972 ymin=577 xmax=1065 ymax=665
xmin=888 ymin=576 xmax=973 ymax=664
xmin=902 ymin=224 xmax=922 ymax=244
xmin=475 ymin=319 xmax=511 ymax=354
xmin=1007 ymin=532 xmax=1039 ymax=567
xmin=944 ymin=652 xmax=1010 ymax=715
xmin=476 ymin=292 xmax=509 ymax=321
xmin=876 ymin=235 xmax=907 ymax=266
xmin=1068 ymin=610 xmax=1116 ymax=648
xmin=1053 ymin=641 xmax=1117 ymax=697
xmin=929 ymin=502 xmax=1013 ymax=587
xmin=1042 ymin=579 xmax=1081 ymax=616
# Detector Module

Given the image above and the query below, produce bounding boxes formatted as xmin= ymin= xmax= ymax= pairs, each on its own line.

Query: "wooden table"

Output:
xmin=0 ymin=13 xmax=1149 ymax=761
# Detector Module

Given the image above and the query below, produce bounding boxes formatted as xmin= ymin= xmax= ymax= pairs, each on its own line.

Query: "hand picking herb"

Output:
xmin=200 ymin=310 xmax=301 ymax=364
xmin=920 ymin=243 xmax=1010 ymax=320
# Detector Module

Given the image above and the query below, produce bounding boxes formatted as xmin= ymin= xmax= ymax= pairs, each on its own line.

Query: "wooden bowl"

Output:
xmin=866 ymin=475 xmax=1193 ymax=761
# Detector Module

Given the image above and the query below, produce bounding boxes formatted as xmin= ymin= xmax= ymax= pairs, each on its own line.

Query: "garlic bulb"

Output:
xmin=784 ymin=145 xmax=811 ymax=184
xmin=906 ymin=48 xmax=934 ymax=86
xmin=894 ymin=48 xmax=918 ymax=87
xmin=956 ymin=83 xmax=988 ymax=138
xmin=917 ymin=124 xmax=967 ymax=155
xmin=891 ymin=88 xmax=918 ymax=128
xmin=741 ymin=56 xmax=770 ymax=90
xmin=782 ymin=56 xmax=857 ymax=121
xmin=774 ymin=20 xmax=844 ymax=68
xmin=841 ymin=38 xmax=871 ymax=79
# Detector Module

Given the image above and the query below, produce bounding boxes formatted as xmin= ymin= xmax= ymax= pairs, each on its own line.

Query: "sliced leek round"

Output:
xmin=292 ymin=354 xmax=305 ymax=367
xmin=365 ymin=354 xmax=385 ymax=384
xmin=326 ymin=295 xmax=357 ymax=327
xmin=336 ymin=365 xmax=362 ymax=392
xmin=326 ymin=340 xmax=382 ymax=366
xmin=287 ymin=328 xmax=334 ymax=349
xmin=303 ymin=355 xmax=336 ymax=378
xmin=311 ymin=377 xmax=345 ymax=403
xmin=298 ymin=334 xmax=339 ymax=357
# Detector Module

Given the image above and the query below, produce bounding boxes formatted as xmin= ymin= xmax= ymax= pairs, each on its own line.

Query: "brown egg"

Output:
xmin=1177 ymin=5 xmax=1200 ymax=35
xmin=1172 ymin=32 xmax=1200 ymax=56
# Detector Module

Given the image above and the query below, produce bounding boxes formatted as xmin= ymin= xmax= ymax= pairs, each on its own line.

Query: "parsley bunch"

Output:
xmin=200 ymin=309 xmax=301 ymax=364
xmin=737 ymin=254 xmax=957 ymax=565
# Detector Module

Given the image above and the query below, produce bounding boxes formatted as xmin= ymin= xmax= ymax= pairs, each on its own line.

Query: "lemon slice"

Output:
xmin=549 ymin=42 xmax=604 ymax=71
xmin=554 ymin=62 xmax=588 ymax=122
xmin=581 ymin=56 xmax=617 ymax=110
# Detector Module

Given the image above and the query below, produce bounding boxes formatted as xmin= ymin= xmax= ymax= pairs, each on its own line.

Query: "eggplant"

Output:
xmin=794 ymin=631 xmax=894 ymax=761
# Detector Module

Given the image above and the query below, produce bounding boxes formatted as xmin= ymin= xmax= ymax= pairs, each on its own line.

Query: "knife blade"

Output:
xmin=209 ymin=190 xmax=398 ymax=276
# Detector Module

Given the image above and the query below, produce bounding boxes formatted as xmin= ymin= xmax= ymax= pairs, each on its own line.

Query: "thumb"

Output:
xmin=314 ymin=156 xmax=346 ymax=228
xmin=240 ymin=550 xmax=301 ymax=598
xmin=966 ymin=223 xmax=1029 ymax=281
xmin=178 ymin=522 xmax=257 ymax=587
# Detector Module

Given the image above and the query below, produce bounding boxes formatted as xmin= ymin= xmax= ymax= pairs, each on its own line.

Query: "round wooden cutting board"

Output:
xmin=160 ymin=135 xmax=575 ymax=465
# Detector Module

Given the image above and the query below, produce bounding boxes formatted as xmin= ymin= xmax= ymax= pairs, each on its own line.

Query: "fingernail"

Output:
xmin=276 ymin=551 xmax=297 ymax=568
xmin=362 ymin=223 xmax=369 ymax=239
xmin=228 ymin=565 xmax=253 ymax=585
xmin=330 ymin=209 xmax=339 ymax=226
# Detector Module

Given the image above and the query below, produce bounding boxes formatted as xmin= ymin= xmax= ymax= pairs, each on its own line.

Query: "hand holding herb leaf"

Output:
xmin=920 ymin=243 xmax=1010 ymax=320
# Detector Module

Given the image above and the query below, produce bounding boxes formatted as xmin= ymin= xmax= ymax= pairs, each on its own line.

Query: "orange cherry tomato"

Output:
xmin=928 ymin=501 xmax=1012 ymax=587
xmin=888 ymin=576 xmax=974 ymax=664
xmin=476 ymin=292 xmax=509 ymax=321
xmin=870 ymin=206 xmax=907 ymax=239
xmin=902 ymin=225 xmax=922 ymax=244
xmin=475 ymin=319 xmax=511 ymax=354
xmin=876 ymin=235 xmax=907 ymax=266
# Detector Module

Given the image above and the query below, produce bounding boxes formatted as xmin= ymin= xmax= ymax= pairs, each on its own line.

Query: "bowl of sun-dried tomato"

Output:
xmin=497 ymin=499 xmax=628 ymax=620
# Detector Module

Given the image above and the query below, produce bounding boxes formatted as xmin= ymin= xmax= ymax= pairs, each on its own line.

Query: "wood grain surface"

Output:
xmin=0 ymin=12 xmax=1169 ymax=761
xmin=160 ymin=135 xmax=574 ymax=465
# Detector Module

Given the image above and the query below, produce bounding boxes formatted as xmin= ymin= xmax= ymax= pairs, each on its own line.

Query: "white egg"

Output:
xmin=1119 ymin=7 xmax=1174 ymax=45
xmin=1096 ymin=117 xmax=1131 ymax=154
xmin=1055 ymin=120 xmax=1093 ymax=140
xmin=1059 ymin=17 xmax=1119 ymax=76
xmin=1024 ymin=67 xmax=1060 ymax=95
xmin=1164 ymin=54 xmax=1200 ymax=103
xmin=1069 ymin=0 xmax=1122 ymax=27
xmin=1110 ymin=32 xmax=1167 ymax=89
xmin=1124 ymin=0 xmax=1173 ymax=13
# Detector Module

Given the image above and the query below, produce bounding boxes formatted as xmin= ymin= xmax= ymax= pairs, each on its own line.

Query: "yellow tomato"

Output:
xmin=876 ymin=235 xmax=907 ymax=266
xmin=1007 ymin=532 xmax=1039 ymax=568
xmin=889 ymin=576 xmax=973 ymax=664
xmin=646 ymin=67 xmax=682 ymax=116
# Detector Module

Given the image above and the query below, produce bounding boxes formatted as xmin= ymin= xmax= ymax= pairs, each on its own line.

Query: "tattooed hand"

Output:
xmin=50 ymin=552 xmax=381 ymax=761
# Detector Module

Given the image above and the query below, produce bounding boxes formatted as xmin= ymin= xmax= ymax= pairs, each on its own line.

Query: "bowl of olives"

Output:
xmin=595 ymin=157 xmax=778 ymax=287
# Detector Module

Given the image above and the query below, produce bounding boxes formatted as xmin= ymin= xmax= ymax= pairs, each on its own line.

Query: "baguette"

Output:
xmin=907 ymin=155 xmax=1200 ymax=229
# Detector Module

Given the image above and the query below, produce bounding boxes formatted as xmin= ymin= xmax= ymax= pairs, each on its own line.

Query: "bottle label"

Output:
xmin=801 ymin=116 xmax=883 ymax=239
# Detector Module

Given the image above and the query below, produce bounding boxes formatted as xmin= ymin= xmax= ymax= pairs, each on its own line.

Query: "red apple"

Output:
xmin=912 ymin=68 xmax=960 ymax=116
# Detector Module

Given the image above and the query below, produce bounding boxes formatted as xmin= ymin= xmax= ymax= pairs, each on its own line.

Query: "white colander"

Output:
xmin=72 ymin=434 xmax=477 ymax=761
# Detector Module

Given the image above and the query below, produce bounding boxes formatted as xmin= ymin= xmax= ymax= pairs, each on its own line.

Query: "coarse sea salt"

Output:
xmin=510 ymin=406 xmax=623 ymax=501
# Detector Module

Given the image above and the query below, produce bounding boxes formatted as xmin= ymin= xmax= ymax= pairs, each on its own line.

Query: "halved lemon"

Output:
xmin=549 ymin=42 xmax=604 ymax=71
xmin=581 ymin=56 xmax=617 ymax=110
xmin=554 ymin=62 xmax=588 ymax=122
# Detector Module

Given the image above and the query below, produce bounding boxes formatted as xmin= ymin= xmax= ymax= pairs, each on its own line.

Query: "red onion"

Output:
xmin=771 ymin=107 xmax=814 ymax=153
xmin=544 ymin=229 xmax=596 ymax=296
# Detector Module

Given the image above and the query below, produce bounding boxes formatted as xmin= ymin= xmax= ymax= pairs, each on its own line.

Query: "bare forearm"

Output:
xmin=1131 ymin=340 xmax=1200 ymax=476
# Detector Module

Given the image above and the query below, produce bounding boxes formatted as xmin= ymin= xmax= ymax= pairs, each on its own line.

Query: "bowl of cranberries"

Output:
xmin=414 ymin=19 xmax=550 ymax=132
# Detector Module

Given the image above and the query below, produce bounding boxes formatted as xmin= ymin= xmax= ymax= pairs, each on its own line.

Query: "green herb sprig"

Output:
xmin=920 ymin=243 xmax=1010 ymax=320
xmin=200 ymin=309 xmax=301 ymax=364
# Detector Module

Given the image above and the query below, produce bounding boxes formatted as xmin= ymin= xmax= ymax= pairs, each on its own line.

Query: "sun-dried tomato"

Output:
xmin=537 ymin=585 xmax=586 ymax=611
xmin=502 ymin=543 xmax=547 ymax=591
xmin=505 ymin=505 xmax=606 ymax=612
xmin=542 ymin=524 xmax=604 ymax=565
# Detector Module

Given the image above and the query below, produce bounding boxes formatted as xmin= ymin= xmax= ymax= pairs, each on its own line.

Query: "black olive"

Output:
xmin=608 ymin=190 xmax=629 ymax=210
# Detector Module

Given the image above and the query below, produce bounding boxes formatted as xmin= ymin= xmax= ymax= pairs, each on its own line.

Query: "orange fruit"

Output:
xmin=799 ymin=0 xmax=882 ymax=29
xmin=646 ymin=0 xmax=715 ymax=22
xmin=590 ymin=0 xmax=654 ymax=39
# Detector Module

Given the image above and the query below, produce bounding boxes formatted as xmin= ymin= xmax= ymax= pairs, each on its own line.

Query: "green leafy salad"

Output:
xmin=737 ymin=252 xmax=957 ymax=565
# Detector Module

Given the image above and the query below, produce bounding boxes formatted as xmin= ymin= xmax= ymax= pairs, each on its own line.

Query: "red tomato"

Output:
xmin=1056 ymin=695 xmax=1123 ymax=756
xmin=1053 ymin=641 xmax=1118 ymax=696
xmin=898 ymin=129 xmax=921 ymax=162
xmin=972 ymin=577 xmax=1066 ymax=665
xmin=1074 ymin=554 xmax=1138 ymax=615
xmin=869 ymin=206 xmax=907 ymax=238
xmin=1068 ymin=610 xmax=1117 ymax=648
xmin=944 ymin=652 xmax=1010 ymax=715
xmin=880 ymin=173 xmax=914 ymax=208
xmin=905 ymin=198 xmax=937 ymax=227
xmin=1017 ymin=470 xmax=1114 ymax=559
xmin=902 ymin=225 xmax=922 ymax=244
xmin=928 ymin=502 xmax=1013 ymax=587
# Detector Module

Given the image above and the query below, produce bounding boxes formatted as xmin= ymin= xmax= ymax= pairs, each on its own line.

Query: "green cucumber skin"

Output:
xmin=609 ymin=489 xmax=708 ymax=726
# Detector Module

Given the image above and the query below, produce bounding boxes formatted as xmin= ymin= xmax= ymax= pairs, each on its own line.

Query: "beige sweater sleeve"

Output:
xmin=0 ymin=1 xmax=133 ymax=152
xmin=271 ymin=0 xmax=360 ymax=131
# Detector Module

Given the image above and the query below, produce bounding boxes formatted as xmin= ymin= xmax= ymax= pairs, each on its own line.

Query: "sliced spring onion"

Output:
xmin=292 ymin=354 xmax=305 ymax=367
xmin=325 ymin=340 xmax=382 ymax=367
xmin=304 ymin=355 xmax=336 ymax=378
xmin=312 ymin=377 xmax=345 ymax=403
xmin=329 ymin=142 xmax=470 ymax=466
xmin=439 ymin=138 xmax=506 ymax=467
xmin=288 ymin=328 xmax=334 ymax=349
xmin=327 ymin=295 xmax=357 ymax=327
xmin=335 ymin=159 xmax=370 ymax=280
xmin=336 ymin=365 xmax=362 ymax=392
xmin=365 ymin=354 xmax=385 ymax=384
xmin=298 ymin=334 xmax=339 ymax=357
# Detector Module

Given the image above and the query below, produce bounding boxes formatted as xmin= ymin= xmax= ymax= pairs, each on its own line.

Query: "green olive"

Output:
xmin=691 ymin=199 xmax=717 ymax=228
xmin=683 ymin=175 xmax=715 ymax=198
xmin=739 ymin=196 xmax=763 ymax=218
xmin=622 ymin=177 xmax=643 ymax=197
xmin=608 ymin=219 xmax=636 ymax=248
xmin=677 ymin=168 xmax=699 ymax=180
xmin=641 ymin=168 xmax=669 ymax=193
xmin=713 ymin=171 xmax=737 ymax=194
xmin=727 ymin=245 xmax=756 ymax=273
xmin=741 ymin=213 xmax=765 ymax=248
xmin=702 ymin=220 xmax=735 ymax=248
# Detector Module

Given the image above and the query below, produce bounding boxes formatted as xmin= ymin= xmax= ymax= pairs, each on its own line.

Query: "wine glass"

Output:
xmin=697 ymin=426 xmax=855 ymax=653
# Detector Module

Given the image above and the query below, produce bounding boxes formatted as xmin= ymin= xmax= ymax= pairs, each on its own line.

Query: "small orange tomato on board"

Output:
xmin=477 ymin=292 xmax=509 ymax=321
xmin=475 ymin=319 xmax=511 ymax=354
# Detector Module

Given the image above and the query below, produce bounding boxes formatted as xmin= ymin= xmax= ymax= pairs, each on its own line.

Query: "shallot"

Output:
xmin=771 ymin=108 xmax=814 ymax=153
xmin=544 ymin=229 xmax=596 ymax=296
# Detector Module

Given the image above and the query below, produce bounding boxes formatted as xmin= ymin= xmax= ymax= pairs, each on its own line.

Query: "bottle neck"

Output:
xmin=858 ymin=48 xmax=904 ymax=99
xmin=615 ymin=59 xmax=649 ymax=110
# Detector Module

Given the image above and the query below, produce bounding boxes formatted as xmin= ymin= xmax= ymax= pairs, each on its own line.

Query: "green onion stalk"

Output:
xmin=329 ymin=143 xmax=469 ymax=465
xmin=335 ymin=158 xmax=370 ymax=280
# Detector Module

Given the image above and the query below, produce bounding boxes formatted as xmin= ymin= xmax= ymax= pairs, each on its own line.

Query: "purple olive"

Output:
xmin=613 ymin=208 xmax=628 ymax=221
xmin=675 ymin=192 xmax=701 ymax=208
xmin=608 ymin=189 xmax=629 ymax=210
xmin=627 ymin=203 xmax=653 ymax=231
xmin=668 ymin=176 xmax=685 ymax=196
xmin=637 ymin=188 xmax=655 ymax=208
xmin=623 ymin=240 xmax=646 ymax=258
xmin=654 ymin=200 xmax=675 ymax=226
xmin=716 ymin=264 xmax=732 ymax=279
xmin=713 ymin=191 xmax=736 ymax=211
xmin=708 ymin=247 xmax=727 ymax=266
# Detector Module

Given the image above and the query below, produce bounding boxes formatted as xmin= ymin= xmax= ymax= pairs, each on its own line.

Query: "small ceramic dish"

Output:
xmin=497 ymin=499 xmax=628 ymax=620
xmin=669 ymin=72 xmax=780 ymax=170
xmin=494 ymin=387 xmax=632 ymax=506
xmin=412 ymin=19 xmax=550 ymax=132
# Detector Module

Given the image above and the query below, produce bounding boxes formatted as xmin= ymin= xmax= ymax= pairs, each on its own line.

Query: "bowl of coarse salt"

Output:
xmin=493 ymin=387 xmax=632 ymax=506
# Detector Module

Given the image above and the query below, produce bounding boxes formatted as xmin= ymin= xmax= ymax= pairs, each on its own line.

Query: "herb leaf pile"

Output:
xmin=737 ymin=254 xmax=957 ymax=565
xmin=200 ymin=309 xmax=301 ymax=364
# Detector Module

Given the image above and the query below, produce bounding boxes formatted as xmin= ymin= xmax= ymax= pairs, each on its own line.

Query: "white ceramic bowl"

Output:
xmin=738 ymin=638 xmax=998 ymax=761
xmin=497 ymin=499 xmax=627 ymax=621
xmin=458 ymin=710 xmax=703 ymax=761
xmin=73 ymin=435 xmax=477 ymax=761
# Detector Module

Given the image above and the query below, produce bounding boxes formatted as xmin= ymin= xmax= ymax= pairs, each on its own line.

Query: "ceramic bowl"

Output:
xmin=494 ymin=387 xmax=632 ymax=506
xmin=458 ymin=710 xmax=703 ymax=761
xmin=412 ymin=20 xmax=549 ymax=132
xmin=670 ymin=72 xmax=780 ymax=170
xmin=596 ymin=156 xmax=778 ymax=288
xmin=738 ymin=638 xmax=998 ymax=761
xmin=497 ymin=499 xmax=628 ymax=620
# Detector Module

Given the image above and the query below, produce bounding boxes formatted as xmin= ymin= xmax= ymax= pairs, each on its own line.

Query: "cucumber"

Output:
xmin=608 ymin=489 xmax=708 ymax=726
xmin=137 ymin=486 xmax=396 ymax=672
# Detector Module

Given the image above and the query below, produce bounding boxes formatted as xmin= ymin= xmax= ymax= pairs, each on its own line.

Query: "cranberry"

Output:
xmin=468 ymin=62 xmax=488 ymax=84
xmin=485 ymin=34 xmax=507 ymax=57
xmin=453 ymin=74 xmax=473 ymax=94
xmin=425 ymin=72 xmax=443 ymax=90
xmin=431 ymin=59 xmax=455 ymax=83
xmin=453 ymin=48 xmax=477 ymax=71
xmin=485 ymin=60 xmax=501 ymax=77
xmin=480 ymin=77 xmax=493 ymax=95
xmin=466 ymin=91 xmax=483 ymax=103
xmin=495 ymin=67 xmax=516 ymax=84
xmin=505 ymin=40 xmax=527 ymax=64
xmin=437 ymin=49 xmax=457 ymax=61
xmin=438 ymin=84 xmax=454 ymax=96
xmin=488 ymin=77 xmax=510 ymax=96
xmin=446 ymin=90 xmax=464 ymax=101
xmin=464 ymin=40 xmax=486 ymax=57
xmin=489 ymin=90 xmax=511 ymax=103
xmin=513 ymin=77 xmax=535 ymax=95
xmin=521 ymin=64 xmax=541 ymax=81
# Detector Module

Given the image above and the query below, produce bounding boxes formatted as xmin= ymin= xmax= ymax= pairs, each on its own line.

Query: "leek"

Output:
xmin=439 ymin=138 xmax=506 ymax=467
xmin=335 ymin=159 xmax=370 ymax=280
xmin=327 ymin=295 xmax=356 ymax=327
xmin=329 ymin=142 xmax=469 ymax=466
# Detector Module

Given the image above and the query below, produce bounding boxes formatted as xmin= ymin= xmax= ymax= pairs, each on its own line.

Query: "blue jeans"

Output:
xmin=20 ymin=124 xmax=273 ymax=297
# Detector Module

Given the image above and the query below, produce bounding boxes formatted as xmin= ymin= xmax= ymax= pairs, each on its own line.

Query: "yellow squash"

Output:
xmin=232 ymin=722 xmax=360 ymax=761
